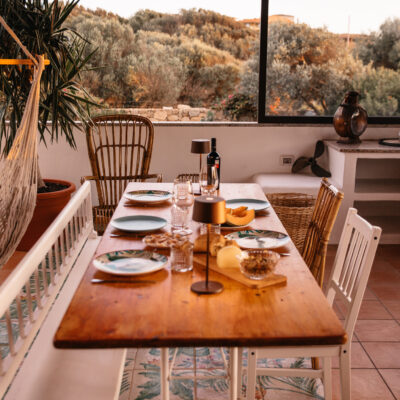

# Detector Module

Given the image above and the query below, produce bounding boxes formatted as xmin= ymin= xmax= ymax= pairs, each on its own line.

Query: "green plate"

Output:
xmin=226 ymin=198 xmax=270 ymax=212
xmin=225 ymin=230 xmax=289 ymax=249
xmin=124 ymin=190 xmax=172 ymax=204
xmin=93 ymin=250 xmax=167 ymax=276
xmin=111 ymin=215 xmax=167 ymax=232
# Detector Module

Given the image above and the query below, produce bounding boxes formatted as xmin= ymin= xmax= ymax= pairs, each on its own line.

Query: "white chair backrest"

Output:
xmin=325 ymin=208 xmax=381 ymax=340
xmin=0 ymin=182 xmax=94 ymax=397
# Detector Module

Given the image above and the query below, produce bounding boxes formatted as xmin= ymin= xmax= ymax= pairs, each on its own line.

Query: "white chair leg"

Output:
xmin=161 ymin=348 xmax=170 ymax=400
xmin=339 ymin=346 xmax=351 ymax=400
xmin=322 ymin=356 xmax=332 ymax=400
xmin=229 ymin=347 xmax=238 ymax=400
xmin=237 ymin=348 xmax=243 ymax=398
xmin=247 ymin=348 xmax=257 ymax=400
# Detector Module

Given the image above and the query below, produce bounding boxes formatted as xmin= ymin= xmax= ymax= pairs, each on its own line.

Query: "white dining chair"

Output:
xmin=240 ymin=208 xmax=381 ymax=400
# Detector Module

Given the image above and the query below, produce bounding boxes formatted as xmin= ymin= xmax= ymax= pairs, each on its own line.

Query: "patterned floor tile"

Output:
xmin=194 ymin=347 xmax=228 ymax=370
xmin=124 ymin=351 xmax=322 ymax=400
xmin=134 ymin=348 xmax=161 ymax=370
xmin=243 ymin=372 xmax=324 ymax=400
xmin=130 ymin=369 xmax=196 ymax=400
xmin=125 ymin=349 xmax=138 ymax=371
xmin=119 ymin=368 xmax=134 ymax=400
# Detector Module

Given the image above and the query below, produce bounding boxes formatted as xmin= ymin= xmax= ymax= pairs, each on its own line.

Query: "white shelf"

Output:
xmin=354 ymin=192 xmax=400 ymax=201
xmin=326 ymin=140 xmax=400 ymax=244
xmin=355 ymin=179 xmax=400 ymax=194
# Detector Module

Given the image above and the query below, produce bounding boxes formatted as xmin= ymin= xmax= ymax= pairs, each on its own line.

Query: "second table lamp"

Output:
xmin=191 ymin=139 xmax=210 ymax=195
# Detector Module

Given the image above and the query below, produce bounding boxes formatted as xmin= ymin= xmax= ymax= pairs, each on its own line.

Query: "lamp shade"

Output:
xmin=192 ymin=196 xmax=226 ymax=224
xmin=191 ymin=139 xmax=210 ymax=154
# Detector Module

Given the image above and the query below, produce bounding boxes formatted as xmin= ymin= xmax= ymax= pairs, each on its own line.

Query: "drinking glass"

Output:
xmin=170 ymin=241 xmax=193 ymax=273
xmin=171 ymin=179 xmax=194 ymax=235
xmin=199 ymin=165 xmax=219 ymax=196
xmin=173 ymin=179 xmax=194 ymax=208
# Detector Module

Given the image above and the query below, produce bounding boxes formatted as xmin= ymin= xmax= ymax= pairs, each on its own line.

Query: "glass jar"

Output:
xmin=170 ymin=241 xmax=193 ymax=273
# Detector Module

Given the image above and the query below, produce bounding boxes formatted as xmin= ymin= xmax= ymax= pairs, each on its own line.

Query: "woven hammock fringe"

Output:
xmin=0 ymin=56 xmax=45 ymax=267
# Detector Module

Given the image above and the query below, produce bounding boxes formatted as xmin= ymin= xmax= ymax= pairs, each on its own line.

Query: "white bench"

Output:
xmin=252 ymin=173 xmax=322 ymax=196
xmin=0 ymin=182 xmax=126 ymax=400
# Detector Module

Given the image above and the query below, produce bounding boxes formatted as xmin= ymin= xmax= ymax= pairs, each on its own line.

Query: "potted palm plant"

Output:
xmin=0 ymin=0 xmax=97 ymax=249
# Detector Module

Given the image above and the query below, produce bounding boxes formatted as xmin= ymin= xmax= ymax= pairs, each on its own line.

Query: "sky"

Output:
xmin=78 ymin=0 xmax=398 ymax=34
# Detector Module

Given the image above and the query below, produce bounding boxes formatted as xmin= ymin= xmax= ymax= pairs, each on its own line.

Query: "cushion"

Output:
xmin=252 ymin=173 xmax=321 ymax=196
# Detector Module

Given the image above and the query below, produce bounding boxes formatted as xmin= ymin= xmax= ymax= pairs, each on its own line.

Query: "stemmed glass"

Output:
xmin=199 ymin=165 xmax=219 ymax=196
xmin=170 ymin=179 xmax=194 ymax=235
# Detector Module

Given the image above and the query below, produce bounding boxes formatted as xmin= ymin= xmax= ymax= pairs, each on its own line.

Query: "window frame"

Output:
xmin=257 ymin=0 xmax=400 ymax=124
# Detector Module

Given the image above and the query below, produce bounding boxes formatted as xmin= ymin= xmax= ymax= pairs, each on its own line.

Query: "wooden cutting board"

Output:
xmin=193 ymin=254 xmax=287 ymax=289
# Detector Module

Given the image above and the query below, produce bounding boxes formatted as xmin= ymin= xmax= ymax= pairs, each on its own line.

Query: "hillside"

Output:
xmin=68 ymin=7 xmax=257 ymax=108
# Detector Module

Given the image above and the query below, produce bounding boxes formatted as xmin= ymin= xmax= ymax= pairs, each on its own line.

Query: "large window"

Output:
xmin=259 ymin=0 xmax=400 ymax=124
xmin=74 ymin=1 xmax=399 ymax=123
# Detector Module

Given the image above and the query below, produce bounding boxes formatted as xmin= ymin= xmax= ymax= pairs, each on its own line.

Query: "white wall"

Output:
xmin=39 ymin=122 xmax=399 ymax=191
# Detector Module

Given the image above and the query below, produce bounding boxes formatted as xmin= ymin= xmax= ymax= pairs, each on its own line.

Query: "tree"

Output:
xmin=237 ymin=22 xmax=358 ymax=116
xmin=69 ymin=9 xmax=246 ymax=109
xmin=354 ymin=64 xmax=400 ymax=116
xmin=128 ymin=8 xmax=257 ymax=60
xmin=128 ymin=39 xmax=186 ymax=106
xmin=68 ymin=13 xmax=136 ymax=106
xmin=355 ymin=18 xmax=400 ymax=71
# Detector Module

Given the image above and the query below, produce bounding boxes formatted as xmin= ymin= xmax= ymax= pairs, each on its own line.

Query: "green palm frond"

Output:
xmin=0 ymin=0 xmax=99 ymax=156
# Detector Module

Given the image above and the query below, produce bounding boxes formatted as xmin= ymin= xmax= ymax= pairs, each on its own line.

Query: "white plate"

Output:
xmin=111 ymin=216 xmax=167 ymax=232
xmin=225 ymin=230 xmax=290 ymax=249
xmin=124 ymin=190 xmax=172 ymax=204
xmin=93 ymin=250 xmax=167 ymax=276
xmin=226 ymin=198 xmax=270 ymax=212
xmin=220 ymin=223 xmax=252 ymax=230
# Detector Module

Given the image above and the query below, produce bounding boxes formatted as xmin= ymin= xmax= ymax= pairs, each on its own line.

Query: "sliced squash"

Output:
xmin=231 ymin=206 xmax=248 ymax=216
xmin=225 ymin=209 xmax=255 ymax=226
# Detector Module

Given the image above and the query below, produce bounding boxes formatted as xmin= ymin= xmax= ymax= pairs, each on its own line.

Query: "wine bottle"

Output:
xmin=207 ymin=138 xmax=221 ymax=189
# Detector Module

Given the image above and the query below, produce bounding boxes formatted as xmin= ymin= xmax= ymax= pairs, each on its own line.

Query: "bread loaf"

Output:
xmin=193 ymin=233 xmax=225 ymax=255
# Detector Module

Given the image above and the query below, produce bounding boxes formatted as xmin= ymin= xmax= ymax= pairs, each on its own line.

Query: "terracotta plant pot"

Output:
xmin=17 ymin=179 xmax=76 ymax=251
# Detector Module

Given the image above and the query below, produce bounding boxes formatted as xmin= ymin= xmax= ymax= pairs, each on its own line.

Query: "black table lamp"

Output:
xmin=191 ymin=139 xmax=210 ymax=194
xmin=191 ymin=196 xmax=226 ymax=294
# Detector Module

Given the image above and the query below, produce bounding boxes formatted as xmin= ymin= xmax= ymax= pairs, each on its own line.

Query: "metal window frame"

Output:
xmin=257 ymin=0 xmax=400 ymax=124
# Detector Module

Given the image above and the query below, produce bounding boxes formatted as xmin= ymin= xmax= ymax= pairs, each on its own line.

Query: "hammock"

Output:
xmin=0 ymin=16 xmax=45 ymax=267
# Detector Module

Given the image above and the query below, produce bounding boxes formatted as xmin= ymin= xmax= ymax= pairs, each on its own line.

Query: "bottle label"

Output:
xmin=214 ymin=160 xmax=220 ymax=168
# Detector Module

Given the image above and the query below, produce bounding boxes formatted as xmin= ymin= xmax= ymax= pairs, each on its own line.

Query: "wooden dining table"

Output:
xmin=54 ymin=182 xmax=346 ymax=400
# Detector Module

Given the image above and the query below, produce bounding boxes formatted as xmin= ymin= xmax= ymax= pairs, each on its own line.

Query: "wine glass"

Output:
xmin=199 ymin=165 xmax=219 ymax=196
xmin=171 ymin=179 xmax=194 ymax=235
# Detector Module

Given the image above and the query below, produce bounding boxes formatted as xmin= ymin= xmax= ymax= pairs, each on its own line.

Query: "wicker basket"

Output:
xmin=267 ymin=193 xmax=316 ymax=252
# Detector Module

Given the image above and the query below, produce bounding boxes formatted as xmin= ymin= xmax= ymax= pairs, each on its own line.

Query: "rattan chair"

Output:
xmin=302 ymin=178 xmax=344 ymax=288
xmin=82 ymin=114 xmax=162 ymax=234
xmin=267 ymin=193 xmax=316 ymax=251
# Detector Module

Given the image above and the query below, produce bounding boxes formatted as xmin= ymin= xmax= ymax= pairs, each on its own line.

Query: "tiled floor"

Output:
xmin=120 ymin=245 xmax=400 ymax=399
xmin=325 ymin=244 xmax=400 ymax=400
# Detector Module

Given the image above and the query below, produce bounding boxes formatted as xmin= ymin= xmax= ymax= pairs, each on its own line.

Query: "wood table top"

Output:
xmin=54 ymin=183 xmax=346 ymax=349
